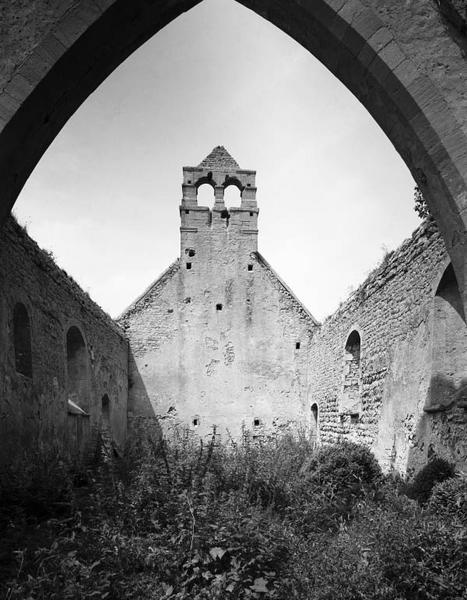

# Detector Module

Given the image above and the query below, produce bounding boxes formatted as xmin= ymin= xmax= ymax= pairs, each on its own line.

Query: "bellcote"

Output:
xmin=181 ymin=146 xmax=257 ymax=209
xmin=179 ymin=146 xmax=259 ymax=255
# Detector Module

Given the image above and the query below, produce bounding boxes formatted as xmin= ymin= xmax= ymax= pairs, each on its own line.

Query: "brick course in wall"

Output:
xmin=0 ymin=217 xmax=128 ymax=464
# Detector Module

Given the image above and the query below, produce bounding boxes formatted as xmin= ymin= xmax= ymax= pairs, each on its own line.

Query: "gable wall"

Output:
xmin=120 ymin=237 xmax=317 ymax=439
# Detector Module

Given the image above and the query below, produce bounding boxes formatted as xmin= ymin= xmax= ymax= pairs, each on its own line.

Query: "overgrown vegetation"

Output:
xmin=414 ymin=186 xmax=435 ymax=221
xmin=404 ymin=457 xmax=456 ymax=505
xmin=1 ymin=434 xmax=466 ymax=599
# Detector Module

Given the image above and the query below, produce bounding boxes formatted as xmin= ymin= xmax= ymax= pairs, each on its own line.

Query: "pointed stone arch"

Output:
xmin=0 ymin=0 xmax=466 ymax=292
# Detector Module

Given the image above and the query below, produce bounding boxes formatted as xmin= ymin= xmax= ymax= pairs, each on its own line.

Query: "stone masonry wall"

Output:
xmin=0 ymin=217 xmax=128 ymax=464
xmin=309 ymin=220 xmax=467 ymax=475
xmin=120 ymin=246 xmax=317 ymax=440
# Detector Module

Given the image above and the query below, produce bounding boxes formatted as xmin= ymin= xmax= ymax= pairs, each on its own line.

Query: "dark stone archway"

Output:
xmin=0 ymin=0 xmax=466 ymax=290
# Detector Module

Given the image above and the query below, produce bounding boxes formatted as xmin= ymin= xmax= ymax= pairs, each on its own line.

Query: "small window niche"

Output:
xmin=216 ymin=303 xmax=223 ymax=311
xmin=310 ymin=403 xmax=318 ymax=444
xmin=186 ymin=262 xmax=192 ymax=270
xmin=253 ymin=417 xmax=261 ymax=427
xmin=186 ymin=248 xmax=195 ymax=257
xmin=340 ymin=330 xmax=362 ymax=417
xmin=295 ymin=341 xmax=301 ymax=350
xmin=192 ymin=416 xmax=200 ymax=428
xmin=247 ymin=264 xmax=253 ymax=271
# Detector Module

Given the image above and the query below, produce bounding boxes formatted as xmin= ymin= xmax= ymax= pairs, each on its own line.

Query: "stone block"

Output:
xmin=5 ymin=74 xmax=34 ymax=102
xmin=53 ymin=12 xmax=92 ymax=48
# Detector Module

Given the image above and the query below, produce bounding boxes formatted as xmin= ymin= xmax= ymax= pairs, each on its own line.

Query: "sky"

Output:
xmin=13 ymin=0 xmax=420 ymax=322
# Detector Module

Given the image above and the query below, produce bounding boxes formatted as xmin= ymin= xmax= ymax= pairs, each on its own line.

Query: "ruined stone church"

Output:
xmin=0 ymin=146 xmax=466 ymax=475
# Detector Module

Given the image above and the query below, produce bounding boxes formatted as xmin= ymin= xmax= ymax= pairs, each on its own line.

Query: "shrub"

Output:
xmin=212 ymin=432 xmax=313 ymax=512
xmin=279 ymin=489 xmax=467 ymax=600
xmin=0 ymin=444 xmax=74 ymax=528
xmin=176 ymin=498 xmax=289 ymax=598
xmin=427 ymin=474 xmax=467 ymax=523
xmin=302 ymin=441 xmax=382 ymax=489
xmin=405 ymin=457 xmax=455 ymax=505
xmin=286 ymin=441 xmax=383 ymax=535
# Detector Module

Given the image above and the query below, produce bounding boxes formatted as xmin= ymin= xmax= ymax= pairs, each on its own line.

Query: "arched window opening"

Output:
xmin=310 ymin=403 xmax=318 ymax=444
xmin=428 ymin=263 xmax=467 ymax=409
xmin=340 ymin=330 xmax=362 ymax=418
xmin=13 ymin=303 xmax=32 ymax=377
xmin=345 ymin=330 xmax=361 ymax=362
xmin=66 ymin=326 xmax=90 ymax=411
xmin=224 ymin=184 xmax=241 ymax=208
xmin=101 ymin=394 xmax=111 ymax=428
xmin=196 ymin=183 xmax=215 ymax=208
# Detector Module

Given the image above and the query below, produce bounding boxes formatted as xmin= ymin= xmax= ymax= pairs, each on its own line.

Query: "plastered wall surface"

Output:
xmin=121 ymin=253 xmax=316 ymax=439
xmin=309 ymin=220 xmax=467 ymax=474
xmin=0 ymin=218 xmax=128 ymax=463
